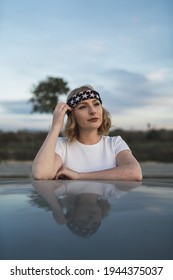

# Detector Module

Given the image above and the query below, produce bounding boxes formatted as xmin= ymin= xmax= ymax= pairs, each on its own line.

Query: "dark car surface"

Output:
xmin=0 ymin=179 xmax=173 ymax=260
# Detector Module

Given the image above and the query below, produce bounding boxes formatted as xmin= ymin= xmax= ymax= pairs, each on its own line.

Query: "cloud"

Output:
xmin=0 ymin=100 xmax=52 ymax=131
xmin=96 ymin=67 xmax=173 ymax=115
xmin=0 ymin=100 xmax=32 ymax=114
xmin=0 ymin=66 xmax=172 ymax=131
xmin=147 ymin=69 xmax=168 ymax=82
xmin=0 ymin=114 xmax=52 ymax=131
xmin=97 ymin=69 xmax=155 ymax=113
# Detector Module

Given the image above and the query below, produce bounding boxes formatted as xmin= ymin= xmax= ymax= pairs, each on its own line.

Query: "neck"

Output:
xmin=77 ymin=194 xmax=100 ymax=207
xmin=77 ymin=130 xmax=101 ymax=145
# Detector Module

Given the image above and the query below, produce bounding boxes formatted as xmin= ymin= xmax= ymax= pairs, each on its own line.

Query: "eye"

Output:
xmin=93 ymin=102 xmax=100 ymax=106
xmin=78 ymin=105 xmax=86 ymax=109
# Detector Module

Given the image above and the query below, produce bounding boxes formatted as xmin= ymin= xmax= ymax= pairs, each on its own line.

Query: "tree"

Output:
xmin=30 ymin=76 xmax=70 ymax=113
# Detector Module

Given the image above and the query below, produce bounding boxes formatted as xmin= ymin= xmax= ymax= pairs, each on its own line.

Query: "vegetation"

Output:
xmin=110 ymin=129 xmax=173 ymax=162
xmin=29 ymin=76 xmax=69 ymax=113
xmin=1 ymin=75 xmax=172 ymax=163
xmin=0 ymin=129 xmax=173 ymax=162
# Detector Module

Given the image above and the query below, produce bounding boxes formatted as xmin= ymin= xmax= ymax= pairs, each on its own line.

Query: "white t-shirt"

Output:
xmin=55 ymin=135 xmax=130 ymax=172
xmin=54 ymin=181 xmax=127 ymax=199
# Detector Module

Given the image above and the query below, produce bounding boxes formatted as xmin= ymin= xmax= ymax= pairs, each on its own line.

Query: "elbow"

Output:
xmin=136 ymin=164 xmax=143 ymax=181
xmin=32 ymin=173 xmax=55 ymax=180
xmin=133 ymin=172 xmax=143 ymax=181
xmin=32 ymin=167 xmax=55 ymax=180
xmin=32 ymin=173 xmax=46 ymax=180
xmin=123 ymin=164 xmax=143 ymax=182
xmin=130 ymin=166 xmax=143 ymax=181
xmin=137 ymin=170 xmax=143 ymax=181
xmin=126 ymin=173 xmax=142 ymax=182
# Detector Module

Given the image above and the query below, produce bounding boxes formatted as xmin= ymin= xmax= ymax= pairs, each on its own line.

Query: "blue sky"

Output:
xmin=0 ymin=0 xmax=173 ymax=131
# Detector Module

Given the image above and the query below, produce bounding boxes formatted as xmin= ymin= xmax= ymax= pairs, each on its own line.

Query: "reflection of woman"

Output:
xmin=32 ymin=180 xmax=141 ymax=237
xmin=32 ymin=85 xmax=142 ymax=181
xmin=57 ymin=193 xmax=110 ymax=237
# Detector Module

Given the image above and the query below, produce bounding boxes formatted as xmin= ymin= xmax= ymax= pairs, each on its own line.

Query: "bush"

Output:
xmin=0 ymin=129 xmax=173 ymax=162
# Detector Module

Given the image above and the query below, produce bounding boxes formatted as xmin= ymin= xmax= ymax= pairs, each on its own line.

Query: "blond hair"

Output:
xmin=64 ymin=85 xmax=111 ymax=142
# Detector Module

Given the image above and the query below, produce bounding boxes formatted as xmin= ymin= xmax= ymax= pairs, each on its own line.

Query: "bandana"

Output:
xmin=67 ymin=220 xmax=101 ymax=238
xmin=67 ymin=90 xmax=102 ymax=108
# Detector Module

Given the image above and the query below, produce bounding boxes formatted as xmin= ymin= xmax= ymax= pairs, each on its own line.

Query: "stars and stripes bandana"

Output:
xmin=67 ymin=90 xmax=102 ymax=108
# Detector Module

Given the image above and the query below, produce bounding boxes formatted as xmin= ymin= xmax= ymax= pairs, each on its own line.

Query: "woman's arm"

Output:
xmin=55 ymin=150 xmax=143 ymax=181
xmin=32 ymin=103 xmax=71 ymax=180
xmin=32 ymin=180 xmax=67 ymax=224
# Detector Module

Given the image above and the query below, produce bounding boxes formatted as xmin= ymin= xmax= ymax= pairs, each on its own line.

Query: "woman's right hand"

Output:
xmin=52 ymin=102 xmax=72 ymax=130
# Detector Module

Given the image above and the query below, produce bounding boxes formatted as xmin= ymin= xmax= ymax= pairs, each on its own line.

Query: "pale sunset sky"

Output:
xmin=0 ymin=0 xmax=172 ymax=131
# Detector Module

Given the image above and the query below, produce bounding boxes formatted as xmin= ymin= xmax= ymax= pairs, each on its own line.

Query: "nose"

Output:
xmin=88 ymin=105 xmax=96 ymax=115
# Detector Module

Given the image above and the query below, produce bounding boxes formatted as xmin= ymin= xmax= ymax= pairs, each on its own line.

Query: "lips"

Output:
xmin=88 ymin=118 xmax=99 ymax=122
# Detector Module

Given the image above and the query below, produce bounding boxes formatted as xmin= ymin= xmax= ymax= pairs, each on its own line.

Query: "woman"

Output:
xmin=32 ymin=180 xmax=140 ymax=237
xmin=32 ymin=85 xmax=142 ymax=181
xmin=32 ymin=180 xmax=113 ymax=237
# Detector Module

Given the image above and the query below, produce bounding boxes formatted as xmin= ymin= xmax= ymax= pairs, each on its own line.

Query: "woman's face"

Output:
xmin=73 ymin=98 xmax=103 ymax=132
xmin=73 ymin=203 xmax=102 ymax=229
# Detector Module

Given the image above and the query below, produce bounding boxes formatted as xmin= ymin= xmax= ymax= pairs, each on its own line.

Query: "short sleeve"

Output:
xmin=55 ymin=137 xmax=67 ymax=159
xmin=112 ymin=136 xmax=131 ymax=157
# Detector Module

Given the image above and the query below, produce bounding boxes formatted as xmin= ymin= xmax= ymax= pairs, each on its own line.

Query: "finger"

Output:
xmin=55 ymin=169 xmax=64 ymax=179
xmin=54 ymin=102 xmax=66 ymax=111
xmin=66 ymin=106 xmax=72 ymax=115
xmin=57 ymin=104 xmax=71 ymax=115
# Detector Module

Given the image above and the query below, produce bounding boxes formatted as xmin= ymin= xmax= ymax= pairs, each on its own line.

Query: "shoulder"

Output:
xmin=102 ymin=135 xmax=124 ymax=145
xmin=57 ymin=136 xmax=68 ymax=144
xmin=56 ymin=137 xmax=77 ymax=148
xmin=55 ymin=137 xmax=71 ymax=155
xmin=55 ymin=137 xmax=69 ymax=151
xmin=102 ymin=135 xmax=130 ymax=155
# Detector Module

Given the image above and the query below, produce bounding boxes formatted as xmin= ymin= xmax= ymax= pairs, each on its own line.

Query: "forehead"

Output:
xmin=76 ymin=98 xmax=100 ymax=106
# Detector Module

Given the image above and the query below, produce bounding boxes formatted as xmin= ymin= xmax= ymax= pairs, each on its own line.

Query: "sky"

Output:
xmin=0 ymin=0 xmax=173 ymax=131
